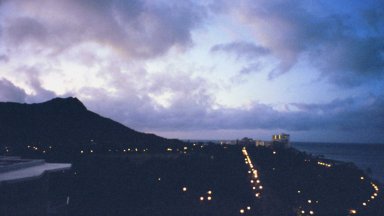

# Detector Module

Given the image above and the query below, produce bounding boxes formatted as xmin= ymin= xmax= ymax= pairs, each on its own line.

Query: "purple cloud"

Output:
xmin=2 ymin=0 xmax=207 ymax=58
xmin=0 ymin=79 xmax=27 ymax=102
xmin=213 ymin=0 xmax=384 ymax=84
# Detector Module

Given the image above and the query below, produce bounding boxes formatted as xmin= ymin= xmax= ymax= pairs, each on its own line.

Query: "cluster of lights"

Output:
xmin=27 ymin=145 xmax=52 ymax=154
xmin=299 ymin=209 xmax=315 ymax=215
xmin=241 ymin=147 xmax=263 ymax=214
xmin=80 ymin=147 xmax=153 ymax=154
xmin=80 ymin=149 xmax=93 ymax=154
xmin=348 ymin=180 xmax=380 ymax=215
xmin=361 ymin=182 xmax=379 ymax=207
xmin=296 ymin=192 xmax=319 ymax=216
xmin=199 ymin=190 xmax=213 ymax=202
xmin=181 ymin=186 xmax=213 ymax=202
xmin=166 ymin=147 xmax=192 ymax=154
xmin=239 ymin=206 xmax=251 ymax=214
xmin=3 ymin=146 xmax=10 ymax=153
xmin=317 ymin=161 xmax=332 ymax=168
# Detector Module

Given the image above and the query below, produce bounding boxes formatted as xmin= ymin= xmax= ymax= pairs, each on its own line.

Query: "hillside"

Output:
xmin=0 ymin=97 xmax=182 ymax=154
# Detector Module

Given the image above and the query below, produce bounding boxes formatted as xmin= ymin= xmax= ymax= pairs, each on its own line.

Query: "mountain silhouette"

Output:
xmin=0 ymin=97 xmax=182 ymax=156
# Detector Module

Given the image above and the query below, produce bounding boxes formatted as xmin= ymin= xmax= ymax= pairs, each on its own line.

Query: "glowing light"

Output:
xmin=80 ymin=150 xmax=84 ymax=154
xmin=240 ymin=209 xmax=245 ymax=214
xmin=308 ymin=200 xmax=312 ymax=204
xmin=182 ymin=187 xmax=187 ymax=192
xmin=207 ymin=196 xmax=212 ymax=201
xmin=309 ymin=210 xmax=314 ymax=215
xmin=207 ymin=190 xmax=212 ymax=195
xmin=362 ymin=202 xmax=367 ymax=206
xmin=246 ymin=206 xmax=251 ymax=210
xmin=360 ymin=176 xmax=364 ymax=180
xmin=200 ymin=196 xmax=204 ymax=201
xmin=349 ymin=209 xmax=357 ymax=214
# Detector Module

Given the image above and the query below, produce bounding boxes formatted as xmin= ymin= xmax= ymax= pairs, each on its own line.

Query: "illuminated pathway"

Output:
xmin=347 ymin=179 xmax=380 ymax=215
xmin=241 ymin=147 xmax=263 ymax=214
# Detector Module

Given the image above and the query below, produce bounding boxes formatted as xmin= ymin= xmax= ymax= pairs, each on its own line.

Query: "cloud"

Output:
xmin=0 ymin=78 xmax=27 ymax=102
xmin=212 ymin=0 xmax=384 ymax=84
xmin=5 ymin=17 xmax=48 ymax=45
xmin=211 ymin=41 xmax=269 ymax=60
xmin=314 ymin=37 xmax=384 ymax=86
xmin=1 ymin=0 xmax=207 ymax=58
xmin=1 ymin=0 xmax=383 ymax=143
xmin=211 ymin=41 xmax=270 ymax=78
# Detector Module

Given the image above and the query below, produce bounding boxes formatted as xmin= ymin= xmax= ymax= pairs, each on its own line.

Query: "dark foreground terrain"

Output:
xmin=41 ymin=143 xmax=381 ymax=216
xmin=1 ymin=143 xmax=383 ymax=216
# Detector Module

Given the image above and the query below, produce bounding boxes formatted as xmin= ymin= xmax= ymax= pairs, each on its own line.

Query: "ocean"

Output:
xmin=292 ymin=142 xmax=384 ymax=184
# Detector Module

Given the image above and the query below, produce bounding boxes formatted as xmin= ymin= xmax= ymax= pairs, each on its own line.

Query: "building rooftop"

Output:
xmin=0 ymin=156 xmax=71 ymax=184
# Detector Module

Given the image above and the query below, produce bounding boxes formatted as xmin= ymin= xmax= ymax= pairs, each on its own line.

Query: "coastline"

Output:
xmin=292 ymin=142 xmax=384 ymax=184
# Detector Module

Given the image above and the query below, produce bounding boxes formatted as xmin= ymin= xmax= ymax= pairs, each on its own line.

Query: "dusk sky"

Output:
xmin=0 ymin=0 xmax=383 ymax=143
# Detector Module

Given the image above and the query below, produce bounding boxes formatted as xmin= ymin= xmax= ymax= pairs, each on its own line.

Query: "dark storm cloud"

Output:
xmin=315 ymin=37 xmax=384 ymax=86
xmin=0 ymin=79 xmax=27 ymax=102
xmin=213 ymin=0 xmax=384 ymax=85
xmin=2 ymin=0 xmax=207 ymax=58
